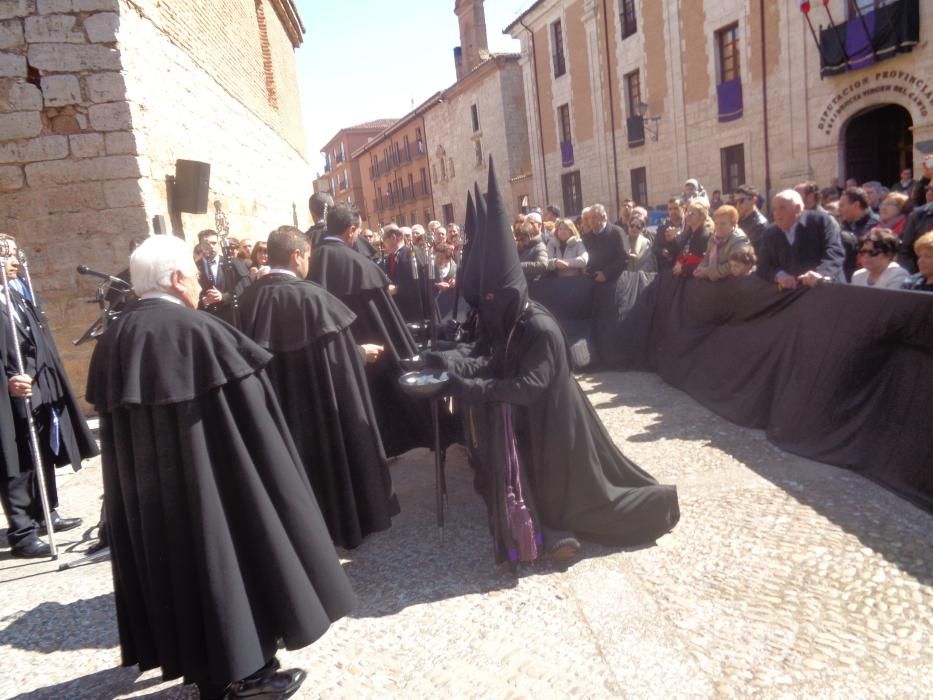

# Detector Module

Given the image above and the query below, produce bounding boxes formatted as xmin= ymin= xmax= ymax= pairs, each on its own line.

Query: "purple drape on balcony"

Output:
xmin=717 ymin=79 xmax=743 ymax=123
xmin=846 ymin=9 xmax=877 ymax=71
xmin=560 ymin=140 xmax=574 ymax=167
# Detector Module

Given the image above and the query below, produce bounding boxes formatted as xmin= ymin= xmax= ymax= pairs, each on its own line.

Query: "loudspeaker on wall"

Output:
xmin=174 ymin=159 xmax=211 ymax=213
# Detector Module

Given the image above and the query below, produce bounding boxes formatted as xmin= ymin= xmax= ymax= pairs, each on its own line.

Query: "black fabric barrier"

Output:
xmin=528 ymin=272 xmax=933 ymax=511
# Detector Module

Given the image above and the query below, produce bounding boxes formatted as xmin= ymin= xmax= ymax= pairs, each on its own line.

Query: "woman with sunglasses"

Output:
xmin=851 ymin=228 xmax=908 ymax=289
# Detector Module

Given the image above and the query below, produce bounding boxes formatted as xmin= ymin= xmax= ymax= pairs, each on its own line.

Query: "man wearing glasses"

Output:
xmin=734 ymin=184 xmax=769 ymax=256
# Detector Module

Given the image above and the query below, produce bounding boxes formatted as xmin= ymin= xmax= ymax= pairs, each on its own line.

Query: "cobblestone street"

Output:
xmin=1 ymin=371 xmax=931 ymax=699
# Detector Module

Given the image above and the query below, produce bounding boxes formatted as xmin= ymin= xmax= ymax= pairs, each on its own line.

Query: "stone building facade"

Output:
xmin=424 ymin=52 xmax=534 ymax=225
xmin=355 ymin=103 xmax=436 ymax=230
xmin=320 ymin=119 xmax=395 ymax=221
xmin=0 ymin=0 xmax=311 ymax=397
xmin=507 ymin=0 xmax=930 ymax=217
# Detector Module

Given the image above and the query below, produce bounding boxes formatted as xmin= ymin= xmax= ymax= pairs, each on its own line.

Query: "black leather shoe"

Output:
xmin=38 ymin=513 xmax=83 ymax=535
xmin=11 ymin=538 xmax=52 ymax=558
xmin=228 ymin=667 xmax=307 ymax=699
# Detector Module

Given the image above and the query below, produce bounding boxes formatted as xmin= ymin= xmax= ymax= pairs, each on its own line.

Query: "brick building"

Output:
xmin=0 ymin=0 xmax=312 ymax=397
xmin=423 ymin=0 xmax=534 ymax=226
xmin=506 ymin=0 xmax=930 ymax=218
xmin=320 ymin=119 xmax=395 ymax=220
xmin=355 ymin=102 xmax=436 ymax=229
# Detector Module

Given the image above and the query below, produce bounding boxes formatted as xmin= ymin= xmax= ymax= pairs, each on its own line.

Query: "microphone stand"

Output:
xmin=0 ymin=244 xmax=57 ymax=559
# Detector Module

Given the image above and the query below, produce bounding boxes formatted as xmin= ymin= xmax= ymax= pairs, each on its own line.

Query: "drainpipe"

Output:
xmin=519 ymin=17 xmax=549 ymax=204
xmin=601 ymin=0 xmax=620 ymax=215
xmin=759 ymin=0 xmax=772 ymax=204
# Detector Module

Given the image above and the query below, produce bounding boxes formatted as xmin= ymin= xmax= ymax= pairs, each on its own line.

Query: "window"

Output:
xmin=558 ymin=104 xmax=572 ymax=144
xmin=474 ymin=140 xmax=483 ymax=167
xmin=716 ymin=23 xmax=740 ymax=84
xmin=432 ymin=164 xmax=438 ymax=183
xmin=561 ymin=171 xmax=583 ymax=217
xmin=407 ymin=174 xmax=415 ymax=199
xmin=448 ymin=157 xmax=455 ymax=178
xmin=620 ymin=0 xmax=637 ymax=39
xmin=471 ymin=104 xmax=480 ymax=133
xmin=720 ymin=144 xmax=746 ymax=194
xmin=443 ymin=203 xmax=454 ymax=226
xmin=440 ymin=157 xmax=447 ymax=180
xmin=624 ymin=70 xmax=641 ymax=117
xmin=403 ymin=135 xmax=410 ymax=160
xmin=398 ymin=213 xmax=405 ymax=226
xmin=416 ymin=127 xmax=424 ymax=153
xmin=423 ymin=208 xmax=431 ymax=223
xmin=630 ymin=167 xmax=647 ymax=206
xmin=420 ymin=167 xmax=428 ymax=195
xmin=552 ymin=20 xmax=566 ymax=77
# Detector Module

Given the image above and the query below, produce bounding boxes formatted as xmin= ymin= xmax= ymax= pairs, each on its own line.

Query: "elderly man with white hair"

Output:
xmin=756 ymin=189 xmax=845 ymax=289
xmin=86 ymin=234 xmax=355 ymax=700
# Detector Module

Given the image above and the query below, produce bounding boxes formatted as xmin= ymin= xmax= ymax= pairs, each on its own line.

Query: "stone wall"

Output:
xmin=0 ymin=0 xmax=311 ymax=403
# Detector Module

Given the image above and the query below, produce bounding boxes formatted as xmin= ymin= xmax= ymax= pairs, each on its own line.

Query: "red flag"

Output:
xmin=800 ymin=1 xmax=811 ymax=12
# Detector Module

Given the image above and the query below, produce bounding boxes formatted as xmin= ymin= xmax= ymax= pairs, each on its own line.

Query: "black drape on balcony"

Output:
xmin=819 ymin=0 xmax=920 ymax=77
xmin=626 ymin=116 xmax=645 ymax=146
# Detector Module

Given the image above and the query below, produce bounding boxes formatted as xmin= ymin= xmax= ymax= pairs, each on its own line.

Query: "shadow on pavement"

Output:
xmin=582 ymin=370 xmax=933 ymax=588
xmin=6 ymin=666 xmax=169 ymax=700
xmin=1 ymin=593 xmax=118 ymax=653
xmin=342 ymin=448 xmax=654 ymax=618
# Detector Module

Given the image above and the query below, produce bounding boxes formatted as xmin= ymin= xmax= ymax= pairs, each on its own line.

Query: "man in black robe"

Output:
xmin=0 ymin=236 xmax=97 ymax=557
xmin=305 ymin=191 xmax=333 ymax=249
xmin=429 ymin=160 xmax=679 ymax=563
xmin=308 ymin=203 xmax=453 ymax=458
xmin=86 ymin=235 xmax=355 ymax=699
xmin=196 ymin=228 xmax=251 ymax=327
xmin=238 ymin=226 xmax=399 ymax=549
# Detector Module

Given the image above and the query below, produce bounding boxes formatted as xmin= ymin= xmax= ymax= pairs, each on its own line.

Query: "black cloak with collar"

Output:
xmin=86 ymin=298 xmax=355 ymax=688
xmin=238 ymin=273 xmax=399 ymax=548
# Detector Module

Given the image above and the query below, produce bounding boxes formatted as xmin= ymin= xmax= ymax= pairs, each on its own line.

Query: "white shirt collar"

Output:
xmin=140 ymin=291 xmax=184 ymax=305
xmin=268 ymin=267 xmax=297 ymax=277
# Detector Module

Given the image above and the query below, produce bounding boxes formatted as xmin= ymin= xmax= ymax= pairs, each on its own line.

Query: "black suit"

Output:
xmin=756 ymin=209 xmax=845 ymax=283
xmin=583 ymin=223 xmax=629 ymax=282
xmin=897 ymin=201 xmax=933 ymax=274
xmin=739 ymin=209 xmax=769 ymax=256
xmin=197 ymin=255 xmax=251 ymax=327
xmin=380 ymin=245 xmax=428 ymax=323
xmin=0 ymin=283 xmax=98 ymax=547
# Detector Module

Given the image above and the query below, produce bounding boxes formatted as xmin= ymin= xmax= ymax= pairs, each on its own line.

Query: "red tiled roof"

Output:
xmin=346 ymin=119 xmax=398 ymax=131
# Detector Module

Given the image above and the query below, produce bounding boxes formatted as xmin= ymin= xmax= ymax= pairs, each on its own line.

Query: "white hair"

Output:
xmin=411 ymin=224 xmax=425 ymax=235
xmin=130 ymin=235 xmax=197 ymax=296
xmin=591 ymin=203 xmax=608 ymax=221
xmin=632 ymin=206 xmax=649 ymax=219
xmin=774 ymin=189 xmax=804 ymax=209
xmin=400 ymin=226 xmax=412 ymax=237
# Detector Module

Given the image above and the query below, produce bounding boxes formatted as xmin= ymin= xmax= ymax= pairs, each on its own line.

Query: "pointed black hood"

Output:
xmin=459 ymin=190 xmax=481 ymax=307
xmin=478 ymin=156 xmax=528 ymax=346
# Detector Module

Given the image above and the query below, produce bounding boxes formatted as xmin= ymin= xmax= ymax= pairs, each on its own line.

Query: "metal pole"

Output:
xmin=0 ymin=243 xmax=57 ymax=559
xmin=425 ymin=247 xmax=445 ymax=533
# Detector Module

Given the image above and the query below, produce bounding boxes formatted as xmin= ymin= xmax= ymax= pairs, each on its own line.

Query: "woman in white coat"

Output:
xmin=546 ymin=218 xmax=589 ymax=276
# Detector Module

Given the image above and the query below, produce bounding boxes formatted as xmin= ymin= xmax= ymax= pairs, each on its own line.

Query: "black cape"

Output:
xmin=238 ymin=274 xmax=399 ymax=548
xmin=449 ymin=303 xmax=680 ymax=554
xmin=308 ymin=238 xmax=453 ymax=457
xmin=86 ymin=299 xmax=355 ymax=688
xmin=0 ymin=286 xmax=98 ymax=480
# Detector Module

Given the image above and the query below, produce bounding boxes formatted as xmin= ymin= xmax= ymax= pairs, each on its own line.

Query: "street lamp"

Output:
xmin=634 ymin=101 xmax=661 ymax=142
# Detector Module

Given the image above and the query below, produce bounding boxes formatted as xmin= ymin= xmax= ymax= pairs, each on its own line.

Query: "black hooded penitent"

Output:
xmin=442 ymin=157 xmax=680 ymax=561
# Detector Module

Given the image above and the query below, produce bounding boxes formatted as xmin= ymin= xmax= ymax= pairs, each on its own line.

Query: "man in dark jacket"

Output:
xmin=735 ymin=184 xmax=769 ymax=255
xmin=757 ymin=189 xmax=845 ymax=288
xmin=583 ymin=203 xmax=629 ymax=284
xmin=897 ymin=200 xmax=933 ymax=274
xmin=379 ymin=224 xmax=428 ymax=324
xmin=305 ymin=191 xmax=333 ymax=248
xmin=196 ymin=228 xmax=251 ymax=327
xmin=1 ymin=236 xmax=97 ymax=558
xmin=839 ymin=187 xmax=880 ymax=239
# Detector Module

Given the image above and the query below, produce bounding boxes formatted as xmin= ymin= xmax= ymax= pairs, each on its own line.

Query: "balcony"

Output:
xmin=818 ymin=0 xmax=919 ymax=77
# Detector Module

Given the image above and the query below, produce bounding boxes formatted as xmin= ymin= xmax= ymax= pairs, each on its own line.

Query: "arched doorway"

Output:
xmin=843 ymin=104 xmax=912 ymax=186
